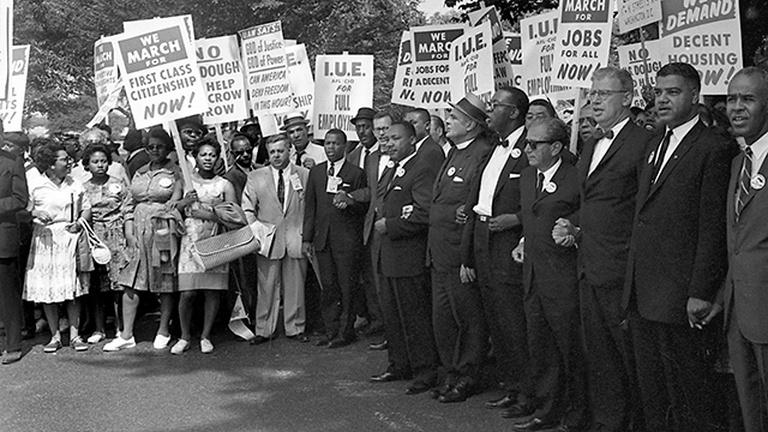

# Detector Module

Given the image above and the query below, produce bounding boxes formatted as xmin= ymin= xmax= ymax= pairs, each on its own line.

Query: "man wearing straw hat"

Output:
xmin=282 ymin=113 xmax=326 ymax=169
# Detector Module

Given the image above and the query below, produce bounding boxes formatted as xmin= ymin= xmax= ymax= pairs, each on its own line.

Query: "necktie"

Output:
xmin=328 ymin=162 xmax=335 ymax=177
xmin=295 ymin=151 xmax=304 ymax=166
xmin=651 ymin=130 xmax=673 ymax=183
xmin=736 ymin=146 xmax=753 ymax=219
xmin=363 ymin=148 xmax=370 ymax=169
xmin=498 ymin=137 xmax=509 ymax=147
xmin=277 ymin=168 xmax=285 ymax=208
xmin=536 ymin=172 xmax=545 ymax=198
xmin=593 ymin=127 xmax=614 ymax=141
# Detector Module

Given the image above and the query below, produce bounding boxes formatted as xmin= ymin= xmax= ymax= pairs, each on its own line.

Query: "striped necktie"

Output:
xmin=736 ymin=146 xmax=753 ymax=219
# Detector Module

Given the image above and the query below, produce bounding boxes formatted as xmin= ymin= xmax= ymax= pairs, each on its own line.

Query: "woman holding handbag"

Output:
xmin=104 ymin=128 xmax=184 ymax=352
xmin=171 ymin=135 xmax=241 ymax=355
xmin=81 ymin=144 xmax=130 ymax=344
xmin=23 ymin=140 xmax=92 ymax=353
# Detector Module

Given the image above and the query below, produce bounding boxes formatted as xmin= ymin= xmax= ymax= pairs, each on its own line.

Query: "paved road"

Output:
xmin=0 ymin=316 xmax=513 ymax=432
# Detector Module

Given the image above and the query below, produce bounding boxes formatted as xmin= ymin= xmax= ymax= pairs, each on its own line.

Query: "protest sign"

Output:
xmin=520 ymin=11 xmax=572 ymax=99
xmin=468 ymin=7 xmax=516 ymax=91
xmin=617 ymin=0 xmax=662 ymax=33
xmin=278 ymin=43 xmax=315 ymax=127
xmin=659 ymin=0 xmax=742 ymax=95
xmin=502 ymin=32 xmax=523 ymax=89
xmin=392 ymin=31 xmax=415 ymax=106
xmin=450 ymin=21 xmax=494 ymax=102
xmin=0 ymin=45 xmax=28 ymax=131
xmin=313 ymin=54 xmax=373 ymax=139
xmin=124 ymin=15 xmax=195 ymax=43
xmin=618 ymin=39 xmax=663 ymax=108
xmin=114 ymin=17 xmax=208 ymax=129
xmin=551 ymin=0 xmax=614 ymax=88
xmin=94 ymin=36 xmax=120 ymax=111
xmin=195 ymin=35 xmax=248 ymax=124
xmin=0 ymin=0 xmax=13 ymax=100
xmin=410 ymin=24 xmax=465 ymax=108
xmin=239 ymin=21 xmax=293 ymax=121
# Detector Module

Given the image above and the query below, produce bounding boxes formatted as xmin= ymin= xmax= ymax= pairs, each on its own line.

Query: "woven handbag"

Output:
xmin=78 ymin=219 xmax=111 ymax=265
xmin=194 ymin=224 xmax=260 ymax=270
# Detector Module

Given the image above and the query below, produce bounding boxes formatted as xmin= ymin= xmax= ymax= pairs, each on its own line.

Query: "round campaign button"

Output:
xmin=108 ymin=183 xmax=122 ymax=194
xmin=386 ymin=160 xmax=395 ymax=168
xmin=511 ymin=148 xmax=522 ymax=159
xmin=158 ymin=177 xmax=173 ymax=188
xmin=545 ymin=182 xmax=557 ymax=194
xmin=751 ymin=174 xmax=766 ymax=190
xmin=396 ymin=167 xmax=405 ymax=178
xmin=447 ymin=167 xmax=456 ymax=176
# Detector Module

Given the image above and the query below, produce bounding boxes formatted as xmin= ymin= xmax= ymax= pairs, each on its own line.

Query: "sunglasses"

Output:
xmin=524 ymin=139 xmax=556 ymax=149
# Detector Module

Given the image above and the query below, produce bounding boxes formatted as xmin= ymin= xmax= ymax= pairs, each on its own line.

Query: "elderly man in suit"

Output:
xmin=0 ymin=121 xmax=29 ymax=364
xmin=510 ymin=117 xmax=586 ymax=432
xmin=622 ymin=62 xmax=735 ymax=432
xmin=724 ymin=67 xmax=768 ymax=432
xmin=243 ymin=134 xmax=310 ymax=344
xmin=303 ymin=129 xmax=367 ymax=348
xmin=369 ymin=122 xmax=439 ymax=395
xmin=552 ymin=67 xmax=652 ymax=432
xmin=460 ymin=86 xmax=530 ymax=411
xmin=428 ymin=93 xmax=493 ymax=402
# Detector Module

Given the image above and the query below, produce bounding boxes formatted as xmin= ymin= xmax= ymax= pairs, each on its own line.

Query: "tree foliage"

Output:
xmin=445 ymin=0 xmax=558 ymax=24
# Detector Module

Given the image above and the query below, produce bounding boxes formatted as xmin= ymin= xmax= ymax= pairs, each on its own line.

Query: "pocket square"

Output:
xmin=509 ymin=173 xmax=521 ymax=179
xmin=393 ymin=185 xmax=403 ymax=191
xmin=452 ymin=176 xmax=464 ymax=183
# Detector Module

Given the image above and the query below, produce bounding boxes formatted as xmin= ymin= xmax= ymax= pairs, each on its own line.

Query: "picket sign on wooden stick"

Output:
xmin=168 ymin=121 xmax=194 ymax=192
xmin=214 ymin=124 xmax=229 ymax=171
xmin=569 ymin=90 xmax=583 ymax=155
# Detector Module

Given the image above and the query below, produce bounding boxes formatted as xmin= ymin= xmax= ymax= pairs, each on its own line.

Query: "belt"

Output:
xmin=478 ymin=215 xmax=489 ymax=222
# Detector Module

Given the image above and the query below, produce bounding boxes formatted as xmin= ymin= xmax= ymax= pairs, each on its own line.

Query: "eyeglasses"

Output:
xmin=524 ymin=139 xmax=555 ymax=149
xmin=487 ymin=100 xmax=515 ymax=111
xmin=181 ymin=128 xmax=202 ymax=137
xmin=587 ymin=89 xmax=628 ymax=100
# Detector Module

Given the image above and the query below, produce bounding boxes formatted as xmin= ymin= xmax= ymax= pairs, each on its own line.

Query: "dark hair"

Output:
xmin=229 ymin=133 xmax=253 ymax=147
xmin=192 ymin=134 xmax=221 ymax=157
xmin=81 ymin=144 xmax=113 ymax=168
xmin=325 ymin=128 xmax=347 ymax=143
xmin=498 ymin=86 xmax=530 ymax=118
xmin=33 ymin=139 xmax=65 ymax=172
xmin=530 ymin=117 xmax=569 ymax=147
xmin=658 ymin=62 xmax=701 ymax=93
xmin=390 ymin=121 xmax=416 ymax=138
xmin=408 ymin=108 xmax=431 ymax=123
xmin=123 ymin=128 xmax=144 ymax=153
xmin=147 ymin=127 xmax=174 ymax=150
xmin=529 ymin=99 xmax=557 ymax=118
xmin=630 ymin=106 xmax=644 ymax=117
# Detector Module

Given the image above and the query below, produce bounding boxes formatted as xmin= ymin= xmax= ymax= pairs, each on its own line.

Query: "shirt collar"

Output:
xmin=667 ymin=114 xmax=700 ymax=142
xmin=329 ymin=157 xmax=345 ymax=172
xmin=538 ymin=157 xmax=562 ymax=183
xmin=454 ymin=138 xmax=474 ymax=150
xmin=505 ymin=126 xmax=525 ymax=146
xmin=394 ymin=150 xmax=418 ymax=167
xmin=270 ymin=164 xmax=291 ymax=175
xmin=749 ymin=130 xmax=768 ymax=160
xmin=607 ymin=117 xmax=631 ymax=139
xmin=415 ymin=136 xmax=428 ymax=149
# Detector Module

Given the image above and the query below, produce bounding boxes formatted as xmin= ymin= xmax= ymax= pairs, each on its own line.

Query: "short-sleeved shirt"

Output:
xmin=28 ymin=174 xmax=91 ymax=223
xmin=83 ymin=175 xmax=130 ymax=224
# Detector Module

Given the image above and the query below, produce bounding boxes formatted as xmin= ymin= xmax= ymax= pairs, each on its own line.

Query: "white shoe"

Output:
xmin=170 ymin=339 xmax=190 ymax=355
xmin=200 ymin=339 xmax=214 ymax=354
xmin=153 ymin=333 xmax=171 ymax=350
xmin=103 ymin=336 xmax=136 ymax=352
xmin=87 ymin=332 xmax=105 ymax=344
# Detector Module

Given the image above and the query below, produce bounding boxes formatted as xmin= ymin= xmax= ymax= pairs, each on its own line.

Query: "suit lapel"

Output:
xmin=533 ymin=160 xmax=566 ymax=210
xmin=587 ymin=122 xmax=633 ymax=183
xmin=646 ymin=121 xmax=703 ymax=199
xmin=578 ymin=141 xmax=595 ymax=185
xmin=737 ymin=151 xmax=768 ymax=215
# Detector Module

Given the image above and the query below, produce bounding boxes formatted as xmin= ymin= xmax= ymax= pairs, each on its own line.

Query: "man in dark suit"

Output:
xmin=428 ymin=93 xmax=493 ymax=402
xmin=302 ymin=129 xmax=368 ymax=348
xmin=460 ymin=86 xmax=530 ymax=411
xmin=510 ymin=117 xmax=586 ymax=431
xmin=369 ymin=122 xmax=439 ymax=395
xmin=723 ymin=67 xmax=768 ymax=432
xmin=552 ymin=67 xmax=652 ymax=432
xmin=405 ymin=108 xmax=445 ymax=175
xmin=0 ymin=123 xmax=29 ymax=364
xmin=224 ymin=134 xmax=255 ymax=203
xmin=622 ymin=62 xmax=735 ymax=432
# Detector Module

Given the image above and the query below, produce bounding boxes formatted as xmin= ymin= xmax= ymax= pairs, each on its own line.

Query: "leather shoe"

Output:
xmin=368 ymin=340 xmax=387 ymax=350
xmin=369 ymin=371 xmax=405 ymax=383
xmin=430 ymin=382 xmax=453 ymax=399
xmin=438 ymin=381 xmax=473 ymax=403
xmin=1 ymin=350 xmax=22 ymax=365
xmin=512 ymin=417 xmax=558 ymax=431
xmin=485 ymin=394 xmax=517 ymax=409
xmin=287 ymin=333 xmax=310 ymax=343
xmin=328 ymin=336 xmax=355 ymax=349
xmin=249 ymin=335 xmax=273 ymax=345
xmin=405 ymin=380 xmax=432 ymax=395
xmin=502 ymin=402 xmax=536 ymax=419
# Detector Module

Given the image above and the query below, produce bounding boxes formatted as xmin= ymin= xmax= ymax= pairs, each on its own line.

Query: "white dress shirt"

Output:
xmin=538 ymin=157 xmax=563 ymax=192
xmin=354 ymin=142 xmax=378 ymax=170
xmin=474 ymin=126 xmax=524 ymax=216
xmin=377 ymin=153 xmax=390 ymax=180
xmin=327 ymin=157 xmax=346 ymax=176
xmin=588 ymin=117 xmax=630 ymax=175
xmin=291 ymin=142 xmax=328 ymax=166
xmin=415 ymin=136 xmax=428 ymax=152
xmin=270 ymin=164 xmax=291 ymax=212
xmin=653 ymin=115 xmax=699 ymax=182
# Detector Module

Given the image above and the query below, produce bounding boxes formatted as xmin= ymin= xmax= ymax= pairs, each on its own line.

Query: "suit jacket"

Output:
xmin=224 ymin=164 xmax=250 ymax=205
xmin=417 ymin=136 xmax=446 ymax=179
xmin=126 ymin=149 xmax=151 ymax=180
xmin=428 ymin=136 xmax=492 ymax=272
xmin=622 ymin=121 xmax=735 ymax=325
xmin=302 ymin=160 xmax=367 ymax=252
xmin=576 ymin=120 xmax=652 ymax=287
xmin=725 ymin=139 xmax=768 ymax=343
xmin=461 ymin=130 xmax=528 ymax=267
xmin=379 ymin=152 xmax=434 ymax=278
xmin=520 ymin=161 xmax=580 ymax=297
xmin=346 ymin=147 xmax=382 ymax=245
xmin=243 ymin=165 xmax=309 ymax=260
xmin=0 ymin=150 xmax=28 ymax=258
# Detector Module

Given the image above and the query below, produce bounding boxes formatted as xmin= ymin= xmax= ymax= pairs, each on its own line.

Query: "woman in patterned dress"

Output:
xmin=23 ymin=140 xmax=92 ymax=353
xmin=81 ymin=144 xmax=129 ymax=344
xmin=171 ymin=136 xmax=239 ymax=355
xmin=104 ymin=128 xmax=183 ymax=352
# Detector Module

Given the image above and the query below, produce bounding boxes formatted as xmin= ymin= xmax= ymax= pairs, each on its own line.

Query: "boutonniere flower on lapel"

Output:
xmin=396 ymin=167 xmax=406 ymax=178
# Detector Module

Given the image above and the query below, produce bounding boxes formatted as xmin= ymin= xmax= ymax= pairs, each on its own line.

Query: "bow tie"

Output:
xmin=593 ymin=127 xmax=614 ymax=140
xmin=498 ymin=138 xmax=510 ymax=147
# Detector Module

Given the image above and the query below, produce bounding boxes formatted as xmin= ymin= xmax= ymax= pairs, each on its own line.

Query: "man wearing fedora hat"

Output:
xmin=428 ymin=93 xmax=493 ymax=402
xmin=282 ymin=113 xmax=327 ymax=169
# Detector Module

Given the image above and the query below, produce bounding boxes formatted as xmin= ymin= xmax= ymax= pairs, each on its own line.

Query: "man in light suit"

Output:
xmin=243 ymin=135 xmax=310 ymax=344
xmin=284 ymin=113 xmax=327 ymax=169
xmin=724 ymin=67 xmax=768 ymax=432
xmin=0 ymin=121 xmax=28 ymax=364
xmin=303 ymin=129 xmax=367 ymax=348
xmin=622 ymin=62 xmax=735 ymax=432
xmin=553 ymin=67 xmax=652 ymax=432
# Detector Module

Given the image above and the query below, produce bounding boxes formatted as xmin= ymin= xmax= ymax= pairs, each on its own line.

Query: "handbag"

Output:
xmin=78 ymin=219 xmax=112 ymax=265
xmin=193 ymin=220 xmax=276 ymax=271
